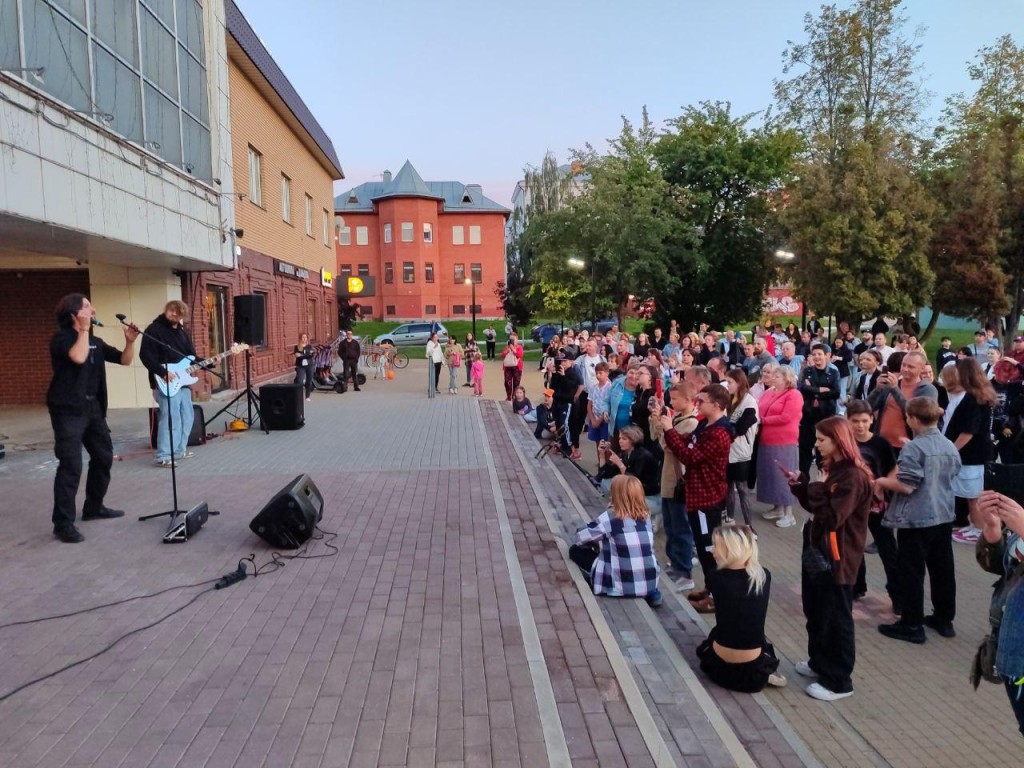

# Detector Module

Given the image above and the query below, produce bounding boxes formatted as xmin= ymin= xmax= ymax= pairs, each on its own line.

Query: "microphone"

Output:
xmin=91 ymin=317 xmax=104 ymax=327
xmin=115 ymin=313 xmax=127 ymax=322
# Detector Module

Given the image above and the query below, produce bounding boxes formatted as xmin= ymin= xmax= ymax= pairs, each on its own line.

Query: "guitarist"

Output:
xmin=140 ymin=301 xmax=198 ymax=467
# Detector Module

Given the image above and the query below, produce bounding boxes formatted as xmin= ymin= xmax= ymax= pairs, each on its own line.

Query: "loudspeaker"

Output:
xmin=233 ymin=294 xmax=266 ymax=346
xmin=164 ymin=501 xmax=210 ymax=543
xmin=249 ymin=474 xmax=324 ymax=549
xmin=149 ymin=404 xmax=206 ymax=449
xmin=260 ymin=383 xmax=305 ymax=430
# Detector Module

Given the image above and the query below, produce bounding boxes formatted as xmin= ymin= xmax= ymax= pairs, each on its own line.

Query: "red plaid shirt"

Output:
xmin=663 ymin=416 xmax=733 ymax=510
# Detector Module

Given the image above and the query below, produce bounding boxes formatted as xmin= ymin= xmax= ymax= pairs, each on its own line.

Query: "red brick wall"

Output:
xmin=0 ymin=269 xmax=90 ymax=406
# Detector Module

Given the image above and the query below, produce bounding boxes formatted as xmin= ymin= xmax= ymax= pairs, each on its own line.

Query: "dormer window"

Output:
xmin=347 ymin=191 xmax=358 ymax=204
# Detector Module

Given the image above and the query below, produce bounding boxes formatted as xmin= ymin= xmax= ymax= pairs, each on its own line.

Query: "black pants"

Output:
xmin=431 ymin=362 xmax=442 ymax=390
xmin=568 ymin=391 xmax=588 ymax=450
xmin=343 ymin=359 xmax=360 ymax=390
xmin=551 ymin=401 xmax=572 ymax=453
xmin=798 ymin=416 xmax=827 ymax=474
xmin=294 ymin=366 xmax=313 ymax=397
xmin=569 ymin=543 xmax=598 ymax=587
xmin=486 ymin=341 xmax=496 ymax=359
xmin=895 ymin=523 xmax=956 ymax=626
xmin=688 ymin=503 xmax=724 ymax=580
xmin=697 ymin=633 xmax=779 ymax=693
xmin=50 ymin=401 xmax=113 ymax=531
xmin=855 ymin=513 xmax=900 ymax=605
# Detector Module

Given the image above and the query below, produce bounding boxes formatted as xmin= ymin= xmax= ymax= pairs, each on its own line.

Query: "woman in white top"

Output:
xmin=426 ymin=332 xmax=444 ymax=392
xmin=725 ymin=369 xmax=760 ymax=525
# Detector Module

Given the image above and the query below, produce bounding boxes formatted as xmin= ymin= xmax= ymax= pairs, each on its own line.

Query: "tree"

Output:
xmin=651 ymin=101 xmax=799 ymax=329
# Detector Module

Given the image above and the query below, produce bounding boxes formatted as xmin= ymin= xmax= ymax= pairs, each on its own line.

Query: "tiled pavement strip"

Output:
xmin=0 ymin=353 xmax=1019 ymax=768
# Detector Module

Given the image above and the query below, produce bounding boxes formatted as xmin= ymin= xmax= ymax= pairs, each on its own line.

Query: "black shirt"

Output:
xmin=936 ymin=348 xmax=956 ymax=371
xmin=550 ymin=366 xmax=581 ymax=404
xmin=46 ymin=328 xmax=122 ymax=416
xmin=856 ymin=434 xmax=896 ymax=479
xmin=139 ymin=314 xmax=197 ymax=390
xmin=294 ymin=344 xmax=314 ymax=368
xmin=706 ymin=568 xmax=771 ymax=651
xmin=944 ymin=392 xmax=993 ymax=466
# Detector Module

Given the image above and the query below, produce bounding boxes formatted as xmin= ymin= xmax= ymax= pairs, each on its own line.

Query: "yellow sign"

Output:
xmin=347 ymin=277 xmax=364 ymax=294
xmin=321 ymin=269 xmax=333 ymax=287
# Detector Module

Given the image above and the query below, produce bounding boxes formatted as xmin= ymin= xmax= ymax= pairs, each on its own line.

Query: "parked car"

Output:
xmin=530 ymin=323 xmax=563 ymax=346
xmin=572 ymin=318 xmax=618 ymax=335
xmin=373 ymin=321 xmax=448 ymax=347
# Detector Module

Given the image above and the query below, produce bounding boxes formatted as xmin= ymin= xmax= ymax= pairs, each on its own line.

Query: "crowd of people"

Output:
xmin=510 ymin=319 xmax=1024 ymax=724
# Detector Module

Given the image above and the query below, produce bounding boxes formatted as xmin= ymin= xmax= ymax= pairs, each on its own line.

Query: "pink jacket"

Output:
xmin=757 ymin=388 xmax=803 ymax=446
xmin=471 ymin=360 xmax=485 ymax=381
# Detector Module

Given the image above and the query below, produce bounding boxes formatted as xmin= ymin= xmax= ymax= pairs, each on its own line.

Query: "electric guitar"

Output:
xmin=156 ymin=343 xmax=250 ymax=397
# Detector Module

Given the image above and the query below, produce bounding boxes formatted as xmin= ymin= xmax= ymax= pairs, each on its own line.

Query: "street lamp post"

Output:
xmin=465 ymin=278 xmax=476 ymax=338
xmin=567 ymin=257 xmax=596 ymax=331
xmin=773 ymin=247 xmax=807 ymax=332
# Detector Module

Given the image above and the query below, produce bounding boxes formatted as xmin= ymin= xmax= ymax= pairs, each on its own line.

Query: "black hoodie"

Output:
xmin=139 ymin=314 xmax=197 ymax=390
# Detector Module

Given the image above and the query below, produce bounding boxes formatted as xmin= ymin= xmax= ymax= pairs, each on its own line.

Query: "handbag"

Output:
xmin=503 ymin=349 xmax=518 ymax=367
xmin=801 ymin=541 xmax=833 ymax=577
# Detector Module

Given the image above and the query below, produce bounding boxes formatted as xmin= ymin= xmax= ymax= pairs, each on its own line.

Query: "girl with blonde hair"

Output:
xmin=695 ymin=525 xmax=785 ymax=692
xmin=570 ymin=475 xmax=662 ymax=607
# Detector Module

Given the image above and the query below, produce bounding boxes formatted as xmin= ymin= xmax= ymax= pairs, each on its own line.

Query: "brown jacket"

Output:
xmin=650 ymin=411 xmax=698 ymax=498
xmin=792 ymin=459 xmax=872 ymax=586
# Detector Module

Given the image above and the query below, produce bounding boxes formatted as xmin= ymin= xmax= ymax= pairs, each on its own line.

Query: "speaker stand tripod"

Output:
xmin=207 ymin=348 xmax=267 ymax=434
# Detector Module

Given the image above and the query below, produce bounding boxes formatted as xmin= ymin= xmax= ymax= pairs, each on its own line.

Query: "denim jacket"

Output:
xmin=882 ymin=427 xmax=961 ymax=529
xmin=978 ymin=532 xmax=1024 ymax=680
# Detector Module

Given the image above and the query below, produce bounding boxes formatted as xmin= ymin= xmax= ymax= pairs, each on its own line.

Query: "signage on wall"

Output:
xmin=321 ymin=269 xmax=333 ymax=287
xmin=274 ymin=259 xmax=310 ymax=281
xmin=336 ymin=275 xmax=376 ymax=297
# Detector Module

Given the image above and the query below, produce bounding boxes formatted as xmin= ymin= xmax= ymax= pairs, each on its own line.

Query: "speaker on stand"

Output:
xmin=207 ymin=294 xmax=267 ymax=431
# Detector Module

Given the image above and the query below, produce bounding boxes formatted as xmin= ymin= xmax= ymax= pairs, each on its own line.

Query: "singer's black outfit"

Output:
xmin=293 ymin=344 xmax=314 ymax=398
xmin=46 ymin=328 xmax=125 ymax=540
xmin=338 ymin=338 xmax=361 ymax=391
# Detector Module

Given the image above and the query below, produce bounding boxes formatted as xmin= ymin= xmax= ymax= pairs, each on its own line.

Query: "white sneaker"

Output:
xmin=761 ymin=507 xmax=783 ymax=520
xmin=775 ymin=512 xmax=797 ymax=528
xmin=767 ymin=673 xmax=787 ymax=687
xmin=671 ymin=576 xmax=696 ymax=592
xmin=305 ymin=397 xmax=311 ymax=402
xmin=795 ymin=660 xmax=818 ymax=678
xmin=806 ymin=682 xmax=853 ymax=701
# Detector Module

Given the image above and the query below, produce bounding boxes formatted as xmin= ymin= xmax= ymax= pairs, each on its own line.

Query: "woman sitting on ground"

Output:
xmin=570 ymin=475 xmax=662 ymax=607
xmin=696 ymin=525 xmax=785 ymax=693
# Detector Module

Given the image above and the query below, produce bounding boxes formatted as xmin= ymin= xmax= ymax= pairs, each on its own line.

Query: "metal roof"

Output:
xmin=336 ymin=161 xmax=509 ymax=215
xmin=226 ymin=0 xmax=343 ymax=179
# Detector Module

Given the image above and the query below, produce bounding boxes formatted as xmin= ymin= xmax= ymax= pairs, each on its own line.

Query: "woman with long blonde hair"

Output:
xmin=695 ymin=525 xmax=785 ymax=692
xmin=570 ymin=475 xmax=662 ymax=607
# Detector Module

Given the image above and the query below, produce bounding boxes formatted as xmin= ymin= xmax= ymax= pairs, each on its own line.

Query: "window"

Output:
xmin=469 ymin=225 xmax=482 ymax=245
xmin=386 ymin=305 xmax=396 ymax=315
xmin=280 ymin=174 xmax=290 ymax=222
xmin=452 ymin=305 xmax=466 ymax=315
xmin=425 ymin=263 xmax=434 ymax=283
xmin=403 ymin=262 xmax=415 ymax=283
xmin=322 ymin=210 xmax=329 ymax=245
xmin=384 ymin=223 xmax=392 ymax=243
xmin=454 ymin=263 xmax=466 ymax=283
xmin=304 ymin=194 xmax=313 ymax=236
xmin=425 ymin=305 xmax=436 ymax=315
xmin=340 ymin=264 xmax=352 ymax=277
xmin=248 ymin=146 xmax=263 ymax=206
xmin=253 ymin=291 xmax=269 ymax=346
xmin=385 ymin=262 xmax=394 ymax=284
xmin=423 ymin=223 xmax=433 ymax=243
xmin=471 ymin=263 xmax=482 ymax=284
xmin=339 ymin=227 xmax=351 ymax=246
xmin=356 ymin=226 xmax=368 ymax=246
xmin=358 ymin=264 xmax=370 ymax=277
xmin=401 ymin=222 xmax=413 ymax=242
xmin=452 ymin=226 xmax=464 ymax=245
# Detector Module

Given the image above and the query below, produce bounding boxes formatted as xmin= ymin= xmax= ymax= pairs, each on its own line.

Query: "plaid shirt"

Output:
xmin=574 ymin=511 xmax=659 ymax=597
xmin=663 ymin=416 xmax=734 ymax=510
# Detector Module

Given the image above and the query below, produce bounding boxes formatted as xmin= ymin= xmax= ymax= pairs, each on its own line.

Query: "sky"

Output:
xmin=235 ymin=0 xmax=1024 ymax=206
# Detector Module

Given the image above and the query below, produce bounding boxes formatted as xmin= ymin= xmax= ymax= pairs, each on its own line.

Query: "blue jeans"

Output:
xmin=1007 ymin=678 xmax=1024 ymax=738
xmin=154 ymin=387 xmax=195 ymax=461
xmin=662 ymin=497 xmax=695 ymax=577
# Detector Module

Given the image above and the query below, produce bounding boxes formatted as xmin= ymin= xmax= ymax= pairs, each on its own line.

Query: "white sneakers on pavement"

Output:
xmin=806 ymin=682 xmax=853 ymax=701
xmin=795 ymin=660 xmax=817 ymax=678
xmin=775 ymin=511 xmax=797 ymax=528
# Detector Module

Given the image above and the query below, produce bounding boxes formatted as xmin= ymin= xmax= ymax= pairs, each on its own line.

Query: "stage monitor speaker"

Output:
xmin=260 ymin=383 xmax=304 ymax=430
xmin=164 ymin=501 xmax=210 ymax=543
xmin=249 ymin=474 xmax=324 ymax=549
xmin=233 ymin=294 xmax=266 ymax=346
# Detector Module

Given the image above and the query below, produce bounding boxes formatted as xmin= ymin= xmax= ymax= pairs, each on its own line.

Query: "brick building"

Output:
xmin=183 ymin=1 xmax=344 ymax=396
xmin=335 ymin=162 xmax=509 ymax=321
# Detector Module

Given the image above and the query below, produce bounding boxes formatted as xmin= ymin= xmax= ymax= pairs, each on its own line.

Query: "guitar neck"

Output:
xmin=186 ymin=353 xmax=225 ymax=374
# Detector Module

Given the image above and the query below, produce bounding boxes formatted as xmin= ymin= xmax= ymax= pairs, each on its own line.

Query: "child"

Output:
xmin=587 ymin=362 xmax=613 ymax=461
xmin=471 ymin=351 xmax=484 ymax=397
xmin=846 ymin=399 xmax=900 ymax=609
xmin=512 ymin=386 xmax=532 ymax=415
xmin=875 ymin=397 xmax=961 ymax=644
xmin=696 ymin=525 xmax=785 ymax=692
xmin=533 ymin=389 xmax=556 ymax=437
xmin=569 ymin=475 xmax=662 ymax=607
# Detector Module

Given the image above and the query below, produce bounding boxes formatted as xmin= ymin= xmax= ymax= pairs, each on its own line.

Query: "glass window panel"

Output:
xmin=144 ymin=82 xmax=181 ymax=166
xmin=91 ymin=0 xmax=137 ymax=64
xmin=50 ymin=0 xmax=86 ymax=25
xmin=356 ymin=226 xmax=368 ymax=246
xmin=470 ymin=225 xmax=481 ymax=245
xmin=93 ymin=43 xmax=142 ymax=141
xmin=176 ymin=0 xmax=204 ymax=59
xmin=452 ymin=226 xmax=464 ymax=245
xmin=24 ymin=0 xmax=91 ymax=111
xmin=141 ymin=7 xmax=177 ymax=98
xmin=1 ymin=0 xmax=21 ymax=69
xmin=142 ymin=0 xmax=174 ymax=27
xmin=177 ymin=44 xmax=207 ymax=123
xmin=181 ymin=113 xmax=210 ymax=179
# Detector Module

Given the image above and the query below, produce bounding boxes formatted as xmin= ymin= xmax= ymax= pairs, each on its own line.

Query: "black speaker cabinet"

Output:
xmin=250 ymin=474 xmax=324 ymax=549
xmin=260 ymin=383 xmax=305 ymax=430
xmin=148 ymin=404 xmax=206 ymax=449
xmin=233 ymin=294 xmax=266 ymax=346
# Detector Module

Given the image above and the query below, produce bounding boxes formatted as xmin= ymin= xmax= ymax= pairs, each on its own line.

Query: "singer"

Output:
xmin=46 ymin=293 xmax=139 ymax=543
xmin=139 ymin=301 xmax=198 ymax=467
